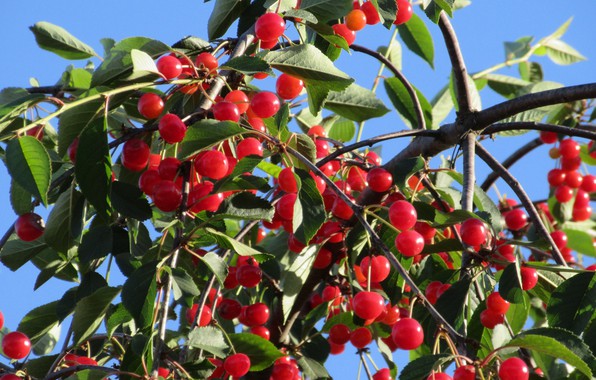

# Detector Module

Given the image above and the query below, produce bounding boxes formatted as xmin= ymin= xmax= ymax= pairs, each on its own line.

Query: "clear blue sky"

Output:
xmin=0 ymin=1 xmax=594 ymax=378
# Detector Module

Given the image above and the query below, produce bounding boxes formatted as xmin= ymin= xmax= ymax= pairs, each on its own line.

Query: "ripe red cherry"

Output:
xmin=313 ymin=248 xmax=332 ymax=269
xmin=322 ymin=285 xmax=341 ymax=303
xmin=225 ymin=90 xmax=250 ymax=114
xmin=241 ymin=302 xmax=270 ymax=326
xmin=486 ymin=291 xmax=509 ymax=314
xmin=520 ymin=267 xmax=538 ymax=290
xmin=255 ymin=13 xmax=286 ymax=42
xmin=480 ymin=308 xmax=505 ymax=329
xmin=276 ymin=193 xmax=297 ymax=221
xmin=236 ymin=137 xmax=263 ymax=159
xmin=547 ymin=168 xmax=566 ymax=186
xmin=499 ymin=357 xmax=529 ymax=380
xmin=367 ymin=168 xmax=394 ymax=193
xmin=550 ymin=230 xmax=568 ymax=250
xmin=394 ymin=0 xmax=413 ymax=25
xmin=0 ymin=311 xmax=3 ymax=329
xmin=157 ymin=367 xmax=170 ymax=379
xmin=0 ymin=374 xmax=22 ymax=380
xmin=505 ymin=208 xmax=528 ymax=231
xmin=158 ymin=114 xmax=187 ymax=144
xmin=137 ymin=93 xmax=164 ymax=119
xmin=564 ymin=171 xmax=583 ymax=188
xmin=224 ymin=353 xmax=251 ymax=378
xmin=187 ymin=183 xmax=224 ymax=213
xmin=389 ymin=200 xmax=418 ymax=231
xmin=580 ymin=174 xmax=596 ymax=193
xmin=185 ymin=304 xmax=212 ymax=326
xmin=122 ymin=139 xmax=150 ymax=171
xmin=346 ymin=9 xmax=367 ymax=31
xmin=153 ymin=180 xmax=182 ymax=212
xmin=361 ymin=2 xmax=381 ymax=25
xmin=347 ymin=166 xmax=367 ymax=192
xmin=460 ymin=218 xmax=488 ymax=246
xmin=157 ymin=157 xmax=181 ymax=181
xmin=218 ymin=298 xmax=242 ymax=320
xmin=453 ymin=365 xmax=475 ymax=380
xmin=332 ymin=23 xmax=356 ymax=46
xmin=250 ymin=91 xmax=280 ymax=118
xmin=271 ymin=362 xmax=298 ymax=380
xmin=278 ymin=167 xmax=298 ymax=193
xmin=329 ymin=323 xmax=351 ymax=345
xmin=352 ymin=291 xmax=385 ymax=320
xmin=395 ymin=230 xmax=425 ymax=257
xmin=2 ymin=331 xmax=31 ymax=359
xmin=138 ymin=170 xmax=161 ymax=196
xmin=236 ymin=264 xmax=262 ymax=288
xmin=360 ymin=255 xmax=391 ymax=283
xmin=350 ymin=327 xmax=373 ymax=349
xmin=539 ymin=131 xmax=558 ymax=144
xmin=391 ymin=317 xmax=423 ymax=350
xmin=14 ymin=213 xmax=45 ymax=241
xmin=559 ymin=138 xmax=580 ymax=159
xmin=555 ymin=185 xmax=574 ymax=203
xmin=426 ymin=373 xmax=452 ymax=380
xmin=195 ymin=52 xmax=218 ymax=74
xmin=372 ymin=368 xmax=392 ymax=380
xmin=561 ymin=155 xmax=581 ymax=171
xmin=195 ymin=150 xmax=229 ymax=180
xmin=156 ymin=55 xmax=182 ymax=79
xmin=276 ymin=73 xmax=304 ymax=100
xmin=212 ymin=101 xmax=240 ymax=122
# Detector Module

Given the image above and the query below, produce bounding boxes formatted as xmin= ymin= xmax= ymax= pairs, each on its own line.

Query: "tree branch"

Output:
xmin=482 ymin=121 xmax=596 ymax=141
xmin=460 ymin=133 xmax=477 ymax=280
xmin=475 ymin=143 xmax=567 ymax=266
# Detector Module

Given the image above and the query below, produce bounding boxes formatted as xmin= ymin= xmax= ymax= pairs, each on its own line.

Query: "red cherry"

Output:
xmin=14 ymin=213 xmax=45 ymax=242
xmin=580 ymin=174 xmax=596 ymax=193
xmin=157 ymin=367 xmax=170 ymax=379
xmin=332 ymin=196 xmax=355 ymax=220
xmin=360 ymin=255 xmax=391 ymax=283
xmin=271 ymin=362 xmax=298 ymax=379
xmin=415 ymin=221 xmax=436 ymax=242
xmin=195 ymin=52 xmax=218 ymax=74
xmin=425 ymin=281 xmax=443 ymax=305
xmin=561 ymin=155 xmax=581 ymax=171
xmin=137 ymin=93 xmax=164 ymax=119
xmin=122 ymin=139 xmax=150 ymax=172
xmin=313 ymin=248 xmax=333 ymax=269
xmin=499 ymin=357 xmax=529 ymax=380
xmin=236 ymin=264 xmax=262 ymax=288
xmin=218 ymin=298 xmax=242 ymax=320
xmin=391 ymin=318 xmax=423 ymax=350
xmin=224 ymin=353 xmax=251 ymax=378
xmin=360 ymin=2 xmax=381 ymax=25
xmin=426 ymin=373 xmax=452 ymax=380
xmin=138 ymin=169 xmax=161 ymax=195
xmin=158 ymin=114 xmax=187 ymax=144
xmin=237 ymin=137 xmax=263 ymax=159
xmin=255 ymin=13 xmax=286 ymax=42
xmin=0 ymin=374 xmax=22 ymax=380
xmin=308 ymin=125 xmax=326 ymax=137
xmin=486 ymin=291 xmax=509 ymax=314
xmin=329 ymin=323 xmax=351 ymax=345
xmin=157 ymin=55 xmax=182 ymax=79
xmin=322 ymin=285 xmax=341 ymax=303
xmin=67 ymin=136 xmax=79 ymax=163
xmin=157 ymin=157 xmax=181 ymax=181
xmin=460 ymin=218 xmax=487 ymax=246
xmin=347 ymin=166 xmax=368 ymax=192
xmin=276 ymin=73 xmax=304 ymax=100
xmin=2 ymin=331 xmax=31 ymax=360
xmin=367 ymin=168 xmax=394 ymax=193
xmin=453 ymin=365 xmax=475 ymax=380
xmin=350 ymin=327 xmax=373 ymax=349
xmin=187 ymin=182 xmax=224 ymax=213
xmin=555 ymin=185 xmax=574 ymax=203
xmin=346 ymin=9 xmax=367 ymax=31
xmin=394 ymin=0 xmax=413 ymax=25
xmin=573 ymin=204 xmax=592 ymax=221
xmin=505 ymin=208 xmax=528 ymax=231
xmin=559 ymin=139 xmax=580 ymax=159
xmin=353 ymin=291 xmax=385 ymax=320
xmin=276 ymin=193 xmax=297 ymax=221
xmin=550 ymin=230 xmax=568 ymax=250
xmin=520 ymin=267 xmax=538 ymax=290
xmin=480 ymin=308 xmax=505 ymax=329
xmin=225 ymin=90 xmax=250 ymax=114
xmin=564 ymin=171 xmax=583 ymax=188
xmin=185 ymin=304 xmax=212 ymax=326
xmin=212 ymin=101 xmax=240 ymax=122
xmin=332 ymin=24 xmax=356 ymax=46
xmin=389 ymin=200 xmax=418 ymax=231
xmin=539 ymin=131 xmax=558 ymax=144
xmin=153 ymin=180 xmax=182 ymax=212
xmin=547 ymin=169 xmax=566 ymax=187
xmin=195 ymin=150 xmax=229 ymax=180
xmin=250 ymin=91 xmax=281 ymax=119
xmin=0 ymin=311 xmax=3 ymax=329
xmin=329 ymin=341 xmax=345 ymax=355
xmin=278 ymin=167 xmax=298 ymax=193
xmin=380 ymin=304 xmax=400 ymax=325
xmin=395 ymin=230 xmax=425 ymax=257
xmin=242 ymin=303 xmax=270 ymax=326
xmin=372 ymin=368 xmax=392 ymax=380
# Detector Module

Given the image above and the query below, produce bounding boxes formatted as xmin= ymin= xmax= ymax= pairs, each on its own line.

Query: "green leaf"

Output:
xmin=217 ymin=192 xmax=274 ymax=222
xmin=32 ymin=323 xmax=61 ymax=356
xmin=206 ymin=228 xmax=270 ymax=260
xmin=281 ymin=245 xmax=317 ymax=322
xmin=377 ymin=40 xmax=402 ymax=71
xmin=506 ymin=292 xmax=530 ymax=334
xmin=562 ymin=227 xmax=596 ymax=257
xmin=284 ymin=9 xmax=318 ymax=24
xmin=10 ymin=179 xmax=32 ymax=215
xmin=384 ymin=77 xmax=433 ymax=129
xmin=433 ymin=278 xmax=471 ymax=329
xmin=24 ymin=355 xmax=59 ymax=379
xmin=518 ymin=61 xmax=543 ymax=83
xmin=72 ymin=286 xmax=121 ymax=346
xmin=221 ymin=56 xmax=272 ymax=75
xmin=423 ymin=0 xmax=454 ymax=23
xmin=326 ymin=117 xmax=355 ymax=142
xmin=197 ymin=252 xmax=228 ymax=288
xmin=544 ymin=39 xmax=586 ymax=65
xmin=6 ymin=136 xmax=51 ymax=206
xmin=129 ymin=49 xmax=161 ymax=80
xmin=17 ymin=301 xmax=60 ymax=343
xmin=0 ymin=237 xmax=49 ymax=270
xmin=79 ymin=225 xmax=113 ymax=263
xmin=430 ymin=85 xmax=453 ymax=128
xmin=30 ymin=22 xmax=97 ymax=60
xmin=180 ymin=120 xmax=246 ymax=159
xmin=209 ymin=0 xmax=251 ymax=39
xmin=111 ymin=181 xmax=152 ymax=221
xmin=298 ymin=356 xmax=331 ymax=379
xmin=44 ymin=189 xmax=84 ymax=253
xmin=171 ymin=267 xmax=200 ymax=300
xmin=397 ymin=13 xmax=434 ymax=68
xmin=121 ymin=262 xmax=158 ymax=329
xmin=484 ymin=74 xmax=532 ymax=99
xmin=76 ymin=118 xmax=112 ymax=222
xmin=505 ymin=334 xmax=592 ymax=378
xmin=504 ymin=36 xmax=533 ymax=61
xmin=499 ymin=262 xmax=525 ymax=304
xmin=298 ymin=0 xmax=352 ymax=22
xmin=325 ymin=83 xmax=390 ymax=122
xmin=187 ymin=326 xmax=230 ymax=358
xmin=229 ymin=333 xmax=284 ymax=371
xmin=293 ymin=133 xmax=317 ymax=170
xmin=293 ymin=170 xmax=326 ymax=244
xmin=373 ymin=0 xmax=398 ymax=26
xmin=57 ymin=89 xmax=105 ymax=157
xmin=547 ymin=272 xmax=596 ymax=336
xmin=399 ymin=354 xmax=452 ymax=380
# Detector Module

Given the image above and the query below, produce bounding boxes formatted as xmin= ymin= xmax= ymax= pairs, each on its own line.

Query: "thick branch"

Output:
xmin=482 ymin=122 xmax=596 ymax=141
xmin=481 ymin=138 xmax=543 ymax=192
xmin=475 ymin=143 xmax=567 ymax=266
xmin=460 ymin=133 xmax=477 ymax=280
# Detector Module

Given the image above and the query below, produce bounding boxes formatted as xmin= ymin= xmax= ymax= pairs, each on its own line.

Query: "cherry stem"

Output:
xmin=359 ymin=351 xmax=374 ymax=380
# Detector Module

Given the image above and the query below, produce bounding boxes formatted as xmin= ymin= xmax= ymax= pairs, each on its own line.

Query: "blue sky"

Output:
xmin=0 ymin=1 xmax=594 ymax=378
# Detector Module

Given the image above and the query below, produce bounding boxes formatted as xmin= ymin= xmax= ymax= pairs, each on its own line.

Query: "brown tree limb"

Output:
xmin=482 ymin=121 xmax=596 ymax=140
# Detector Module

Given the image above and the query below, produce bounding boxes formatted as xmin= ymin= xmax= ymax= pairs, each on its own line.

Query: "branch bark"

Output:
xmin=482 ymin=121 xmax=596 ymax=140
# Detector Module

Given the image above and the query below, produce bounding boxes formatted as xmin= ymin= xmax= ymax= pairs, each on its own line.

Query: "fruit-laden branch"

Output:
xmin=475 ymin=143 xmax=568 ymax=266
xmin=482 ymin=122 xmax=596 ymax=140
xmin=480 ymin=137 xmax=543 ymax=191
xmin=350 ymin=44 xmax=426 ymax=130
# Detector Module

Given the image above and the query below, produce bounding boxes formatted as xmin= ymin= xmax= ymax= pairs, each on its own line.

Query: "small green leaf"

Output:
xmin=171 ymin=267 xmax=200 ymax=300
xmin=221 ymin=56 xmax=272 ymax=75
xmin=544 ymin=39 xmax=586 ymax=66
xmin=17 ymin=301 xmax=60 ymax=343
xmin=206 ymin=228 xmax=270 ymax=260
xmin=72 ymin=286 xmax=121 ymax=346
xmin=10 ymin=180 xmax=32 ymax=215
xmin=217 ymin=192 xmax=274 ymax=222
xmin=397 ymin=13 xmax=434 ymax=68
xmin=284 ymin=9 xmax=318 ymax=24
xmin=44 ymin=189 xmax=84 ymax=253
xmin=6 ymin=136 xmax=51 ymax=206
xmin=399 ymin=354 xmax=452 ymax=380
xmin=298 ymin=0 xmax=352 ymax=22
xmin=129 ymin=49 xmax=161 ymax=80
xmin=208 ymin=0 xmax=250 ymax=40
xmin=484 ymin=74 xmax=532 ymax=99
xmin=281 ymin=245 xmax=317 ymax=322
xmin=325 ymin=83 xmax=390 ymax=122
xmin=423 ymin=0 xmax=454 ymax=23
xmin=384 ymin=77 xmax=433 ymax=129
xmin=327 ymin=117 xmax=355 ymax=142
xmin=188 ymin=326 xmax=230 ymax=358
xmin=111 ymin=181 xmax=152 ymax=221
xmin=293 ymin=170 xmax=326 ymax=244
xmin=121 ymin=262 xmax=158 ymax=329
xmin=197 ymin=252 xmax=228 ymax=288
xmin=229 ymin=333 xmax=284 ymax=371
xmin=30 ymin=22 xmax=97 ymax=60
xmin=180 ymin=120 xmax=246 ymax=159
xmin=562 ymin=227 xmax=596 ymax=257
xmin=78 ymin=225 xmax=113 ymax=263
xmin=0 ymin=237 xmax=49 ymax=271
xmin=32 ymin=323 xmax=61 ymax=356
xmin=504 ymin=36 xmax=533 ymax=61
xmin=547 ymin=272 xmax=596 ymax=336
xmin=499 ymin=262 xmax=525 ymax=304
xmin=298 ymin=356 xmax=331 ymax=379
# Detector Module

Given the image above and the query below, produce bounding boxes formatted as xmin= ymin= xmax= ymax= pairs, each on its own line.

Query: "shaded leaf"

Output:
xmin=17 ymin=301 xmax=60 ymax=343
xmin=180 ymin=120 xmax=246 ymax=159
xmin=0 ymin=237 xmax=49 ymax=271
xmin=30 ymin=22 xmax=97 ymax=60
xmin=188 ymin=326 xmax=230 ymax=358
xmin=121 ymin=262 xmax=158 ymax=329
xmin=79 ymin=225 xmax=113 ymax=263
xmin=399 ymin=354 xmax=452 ymax=380
xmin=44 ymin=189 xmax=84 ymax=253
xmin=384 ymin=77 xmax=433 ymax=129
xmin=197 ymin=252 xmax=228 ymax=288
xmin=281 ymin=245 xmax=317 ymax=322
xmin=6 ymin=136 xmax=51 ymax=206
xmin=547 ymin=272 xmax=596 ymax=336
xmin=208 ymin=0 xmax=251 ymax=40
xmin=499 ymin=262 xmax=525 ymax=304
xmin=111 ymin=181 xmax=152 ymax=221
xmin=72 ymin=286 xmax=121 ymax=346
xmin=10 ymin=179 xmax=32 ymax=215
xmin=222 ymin=56 xmax=272 ymax=75
xmin=229 ymin=333 xmax=284 ymax=371
xmin=298 ymin=0 xmax=352 ymax=22
xmin=217 ymin=192 xmax=274 ymax=222
xmin=293 ymin=170 xmax=326 ymax=244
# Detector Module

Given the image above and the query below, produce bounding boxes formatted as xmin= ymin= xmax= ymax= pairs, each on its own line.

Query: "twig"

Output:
xmin=482 ymin=122 xmax=596 ymax=141
xmin=475 ymin=143 xmax=567 ymax=266
xmin=43 ymin=365 xmax=142 ymax=380
xmin=460 ymin=133 xmax=477 ymax=281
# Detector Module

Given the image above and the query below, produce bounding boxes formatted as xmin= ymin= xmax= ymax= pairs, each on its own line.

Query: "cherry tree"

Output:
xmin=0 ymin=1 xmax=595 ymax=379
